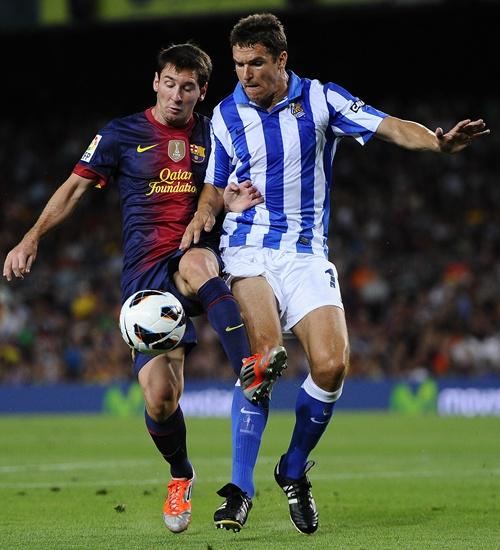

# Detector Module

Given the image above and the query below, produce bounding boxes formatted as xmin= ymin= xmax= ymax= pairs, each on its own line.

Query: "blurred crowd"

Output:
xmin=1 ymin=97 xmax=499 ymax=385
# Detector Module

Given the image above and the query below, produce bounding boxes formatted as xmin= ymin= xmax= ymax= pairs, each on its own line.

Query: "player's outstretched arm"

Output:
xmin=179 ymin=184 xmax=224 ymax=250
xmin=223 ymin=180 xmax=263 ymax=212
xmin=376 ymin=116 xmax=490 ymax=153
xmin=3 ymin=173 xmax=96 ymax=281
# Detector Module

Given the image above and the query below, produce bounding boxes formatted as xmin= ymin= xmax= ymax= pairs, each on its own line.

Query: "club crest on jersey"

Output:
xmin=81 ymin=134 xmax=102 ymax=162
xmin=190 ymin=143 xmax=206 ymax=164
xmin=290 ymin=102 xmax=306 ymax=119
xmin=168 ymin=140 xmax=185 ymax=162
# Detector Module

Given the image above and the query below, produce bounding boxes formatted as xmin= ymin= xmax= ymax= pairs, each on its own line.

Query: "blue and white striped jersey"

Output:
xmin=206 ymin=71 xmax=388 ymax=256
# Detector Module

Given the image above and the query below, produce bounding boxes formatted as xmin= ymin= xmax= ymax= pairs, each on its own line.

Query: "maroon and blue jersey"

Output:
xmin=73 ymin=107 xmax=211 ymax=296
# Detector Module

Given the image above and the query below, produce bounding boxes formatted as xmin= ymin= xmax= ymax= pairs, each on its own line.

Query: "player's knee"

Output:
xmin=311 ymin=350 xmax=349 ymax=391
xmin=179 ymin=251 xmax=219 ymax=292
xmin=145 ymin=397 xmax=180 ymax=423
xmin=325 ymin=356 xmax=348 ymax=381
xmin=142 ymin=383 xmax=181 ymax=422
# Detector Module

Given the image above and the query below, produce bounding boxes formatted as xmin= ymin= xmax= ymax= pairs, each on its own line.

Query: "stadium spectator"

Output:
xmin=180 ymin=12 xmax=491 ymax=534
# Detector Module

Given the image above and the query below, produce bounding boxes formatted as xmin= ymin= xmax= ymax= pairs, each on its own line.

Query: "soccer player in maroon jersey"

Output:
xmin=2 ymin=43 xmax=283 ymax=534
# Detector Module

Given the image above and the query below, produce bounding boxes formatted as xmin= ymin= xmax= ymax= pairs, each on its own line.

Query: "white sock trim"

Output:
xmin=301 ymin=374 xmax=343 ymax=403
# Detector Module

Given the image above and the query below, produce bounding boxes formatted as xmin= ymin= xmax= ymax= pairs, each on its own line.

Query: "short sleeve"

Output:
xmin=73 ymin=121 xmax=120 ymax=188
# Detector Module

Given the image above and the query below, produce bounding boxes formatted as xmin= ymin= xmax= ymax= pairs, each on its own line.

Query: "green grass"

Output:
xmin=0 ymin=412 xmax=499 ymax=549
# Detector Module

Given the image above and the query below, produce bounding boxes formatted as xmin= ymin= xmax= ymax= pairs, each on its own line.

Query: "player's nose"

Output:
xmin=242 ymin=65 xmax=253 ymax=81
xmin=172 ymin=88 xmax=183 ymax=102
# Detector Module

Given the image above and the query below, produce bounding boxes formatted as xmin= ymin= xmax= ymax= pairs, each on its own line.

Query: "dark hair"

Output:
xmin=230 ymin=13 xmax=287 ymax=60
xmin=157 ymin=43 xmax=212 ymax=88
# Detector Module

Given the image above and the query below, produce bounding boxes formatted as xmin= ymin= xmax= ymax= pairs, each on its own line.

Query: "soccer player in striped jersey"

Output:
xmin=180 ymin=13 xmax=489 ymax=534
xmin=2 ymin=43 xmax=272 ymax=534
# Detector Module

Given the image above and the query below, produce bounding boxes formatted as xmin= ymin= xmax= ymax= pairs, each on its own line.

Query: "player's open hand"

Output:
xmin=436 ymin=119 xmax=490 ymax=154
xmin=224 ymin=180 xmax=263 ymax=213
xmin=179 ymin=210 xmax=215 ymax=250
xmin=3 ymin=237 xmax=38 ymax=281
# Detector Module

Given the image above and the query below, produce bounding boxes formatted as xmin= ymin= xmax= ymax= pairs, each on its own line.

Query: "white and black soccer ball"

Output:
xmin=119 ymin=290 xmax=186 ymax=354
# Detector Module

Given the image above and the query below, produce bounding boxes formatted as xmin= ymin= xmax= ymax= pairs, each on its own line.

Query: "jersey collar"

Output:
xmin=145 ymin=107 xmax=196 ymax=134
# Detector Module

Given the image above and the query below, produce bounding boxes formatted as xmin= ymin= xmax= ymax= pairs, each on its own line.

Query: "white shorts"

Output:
xmin=221 ymin=246 xmax=344 ymax=331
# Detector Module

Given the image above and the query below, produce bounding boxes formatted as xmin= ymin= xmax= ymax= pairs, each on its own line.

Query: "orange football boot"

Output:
xmin=163 ymin=475 xmax=195 ymax=533
xmin=239 ymin=346 xmax=288 ymax=404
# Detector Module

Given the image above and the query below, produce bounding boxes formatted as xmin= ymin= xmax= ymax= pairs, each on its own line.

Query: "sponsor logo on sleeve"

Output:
xmin=81 ymin=134 xmax=102 ymax=162
xmin=350 ymin=99 xmax=365 ymax=113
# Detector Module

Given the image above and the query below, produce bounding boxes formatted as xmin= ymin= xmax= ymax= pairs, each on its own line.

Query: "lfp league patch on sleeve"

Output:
xmin=81 ymin=134 xmax=102 ymax=162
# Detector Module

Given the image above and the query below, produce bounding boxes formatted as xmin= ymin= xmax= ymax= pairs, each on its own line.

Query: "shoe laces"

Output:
xmin=166 ymin=479 xmax=189 ymax=514
xmin=281 ymin=461 xmax=315 ymax=502
xmin=283 ymin=477 xmax=310 ymax=499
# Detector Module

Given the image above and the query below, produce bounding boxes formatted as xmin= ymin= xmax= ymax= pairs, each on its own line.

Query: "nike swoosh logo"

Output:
xmin=236 ymin=122 xmax=254 ymax=135
xmin=310 ymin=417 xmax=329 ymax=424
xmin=137 ymin=143 xmax=159 ymax=153
xmin=241 ymin=408 xmax=261 ymax=415
xmin=225 ymin=323 xmax=244 ymax=332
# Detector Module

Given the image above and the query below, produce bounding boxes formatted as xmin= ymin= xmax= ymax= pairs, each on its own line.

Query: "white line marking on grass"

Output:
xmin=0 ymin=457 xmax=232 ymax=474
xmin=1 ymin=467 xmax=499 ymax=490
xmin=0 ymin=459 xmax=156 ymax=473
xmin=0 ymin=478 xmax=167 ymax=489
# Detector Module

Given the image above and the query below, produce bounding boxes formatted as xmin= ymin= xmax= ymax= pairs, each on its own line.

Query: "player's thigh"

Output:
xmin=292 ymin=305 xmax=349 ymax=373
xmin=138 ymin=346 xmax=185 ymax=407
xmin=231 ymin=276 xmax=282 ymax=352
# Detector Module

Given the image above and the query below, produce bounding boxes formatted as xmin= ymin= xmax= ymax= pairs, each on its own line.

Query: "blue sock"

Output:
xmin=281 ymin=376 xmax=342 ymax=479
xmin=145 ymin=407 xmax=193 ymax=479
xmin=198 ymin=277 xmax=251 ymax=377
xmin=231 ymin=384 xmax=269 ymax=497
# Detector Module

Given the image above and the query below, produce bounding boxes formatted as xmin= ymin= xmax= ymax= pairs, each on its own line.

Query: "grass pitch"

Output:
xmin=0 ymin=412 xmax=499 ymax=549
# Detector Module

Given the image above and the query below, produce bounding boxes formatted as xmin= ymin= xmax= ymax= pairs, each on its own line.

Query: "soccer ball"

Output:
xmin=119 ymin=290 xmax=186 ymax=354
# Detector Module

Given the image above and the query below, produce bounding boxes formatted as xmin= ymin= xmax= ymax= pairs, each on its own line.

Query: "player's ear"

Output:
xmin=278 ymin=51 xmax=288 ymax=70
xmin=199 ymin=83 xmax=208 ymax=102
xmin=153 ymin=72 xmax=160 ymax=92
